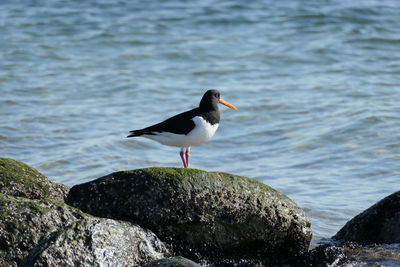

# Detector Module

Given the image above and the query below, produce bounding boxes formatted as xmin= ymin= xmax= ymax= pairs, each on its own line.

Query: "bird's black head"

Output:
xmin=199 ymin=89 xmax=220 ymax=111
xmin=199 ymin=89 xmax=238 ymax=112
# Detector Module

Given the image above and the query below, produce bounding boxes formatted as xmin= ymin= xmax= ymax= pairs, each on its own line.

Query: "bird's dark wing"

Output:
xmin=127 ymin=108 xmax=198 ymax=137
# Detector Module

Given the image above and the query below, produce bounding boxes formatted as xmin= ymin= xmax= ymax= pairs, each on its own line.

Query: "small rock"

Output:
xmin=333 ymin=191 xmax=400 ymax=244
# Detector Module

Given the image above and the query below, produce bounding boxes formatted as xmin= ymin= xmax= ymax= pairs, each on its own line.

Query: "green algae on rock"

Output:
xmin=66 ymin=167 xmax=312 ymax=263
xmin=0 ymin=193 xmax=169 ymax=266
xmin=0 ymin=158 xmax=69 ymax=201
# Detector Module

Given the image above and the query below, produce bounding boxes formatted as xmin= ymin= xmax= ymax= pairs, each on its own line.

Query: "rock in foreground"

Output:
xmin=0 ymin=193 xmax=169 ymax=266
xmin=67 ymin=167 xmax=312 ymax=262
xmin=333 ymin=191 xmax=400 ymax=244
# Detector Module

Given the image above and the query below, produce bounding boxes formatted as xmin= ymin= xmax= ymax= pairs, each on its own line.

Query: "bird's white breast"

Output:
xmin=186 ymin=116 xmax=219 ymax=146
xmin=144 ymin=116 xmax=219 ymax=148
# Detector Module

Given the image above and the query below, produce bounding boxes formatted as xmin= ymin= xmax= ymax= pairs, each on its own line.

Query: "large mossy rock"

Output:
xmin=0 ymin=158 xmax=69 ymax=201
xmin=333 ymin=191 xmax=400 ymax=244
xmin=66 ymin=167 xmax=312 ymax=262
xmin=0 ymin=193 xmax=169 ymax=266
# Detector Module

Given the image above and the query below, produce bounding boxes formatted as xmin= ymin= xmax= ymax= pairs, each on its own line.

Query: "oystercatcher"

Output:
xmin=127 ymin=89 xmax=237 ymax=168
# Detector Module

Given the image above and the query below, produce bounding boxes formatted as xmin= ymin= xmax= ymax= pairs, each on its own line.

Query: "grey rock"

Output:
xmin=66 ymin=167 xmax=312 ymax=262
xmin=142 ymin=256 xmax=201 ymax=267
xmin=333 ymin=191 xmax=400 ymax=244
xmin=0 ymin=193 xmax=169 ymax=266
xmin=0 ymin=158 xmax=69 ymax=202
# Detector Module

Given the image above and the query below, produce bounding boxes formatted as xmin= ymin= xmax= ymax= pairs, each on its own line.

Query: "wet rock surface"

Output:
xmin=299 ymin=242 xmax=400 ymax=267
xmin=66 ymin=167 xmax=312 ymax=262
xmin=334 ymin=191 xmax=400 ymax=244
xmin=341 ymin=243 xmax=400 ymax=266
xmin=0 ymin=158 xmax=69 ymax=202
xmin=0 ymin=193 xmax=169 ymax=266
xmin=143 ymin=256 xmax=201 ymax=267
xmin=296 ymin=243 xmax=347 ymax=267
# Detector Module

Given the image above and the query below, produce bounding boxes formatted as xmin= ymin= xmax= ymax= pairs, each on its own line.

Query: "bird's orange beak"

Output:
xmin=219 ymin=99 xmax=238 ymax=110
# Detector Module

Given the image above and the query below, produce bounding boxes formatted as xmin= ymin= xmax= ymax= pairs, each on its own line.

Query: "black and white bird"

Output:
xmin=127 ymin=89 xmax=237 ymax=168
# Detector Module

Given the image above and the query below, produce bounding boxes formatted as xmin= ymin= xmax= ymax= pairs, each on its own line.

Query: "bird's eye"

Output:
xmin=215 ymin=93 xmax=220 ymax=98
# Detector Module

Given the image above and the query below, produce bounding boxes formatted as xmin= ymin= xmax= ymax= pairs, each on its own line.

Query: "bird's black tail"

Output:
xmin=127 ymin=129 xmax=155 ymax=138
xmin=127 ymin=130 xmax=142 ymax=138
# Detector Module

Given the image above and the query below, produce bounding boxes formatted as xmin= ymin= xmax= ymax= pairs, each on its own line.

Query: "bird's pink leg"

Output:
xmin=185 ymin=147 xmax=191 ymax=168
xmin=180 ymin=149 xmax=188 ymax=168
